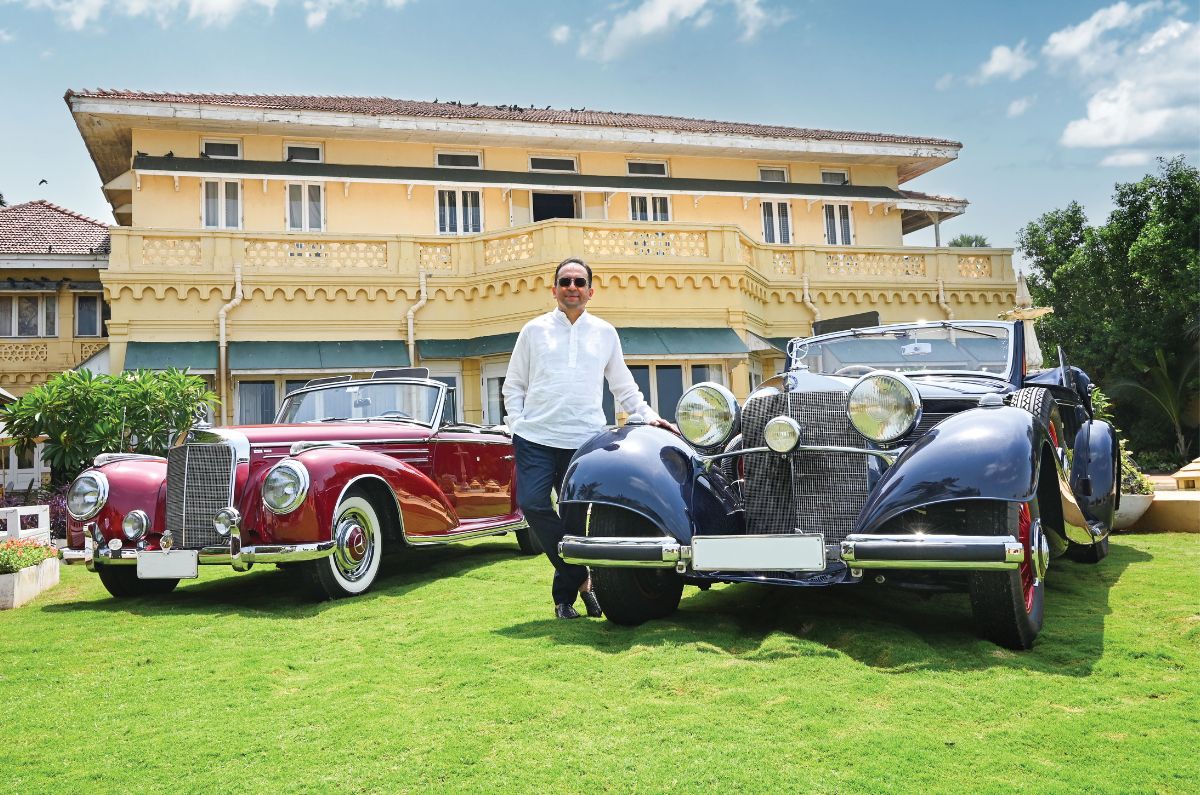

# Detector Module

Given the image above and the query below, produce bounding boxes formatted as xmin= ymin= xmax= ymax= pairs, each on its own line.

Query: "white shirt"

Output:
xmin=503 ymin=308 xmax=658 ymax=449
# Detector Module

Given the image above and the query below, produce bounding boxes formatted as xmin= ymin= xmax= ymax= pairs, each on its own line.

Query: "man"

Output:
xmin=504 ymin=257 xmax=676 ymax=619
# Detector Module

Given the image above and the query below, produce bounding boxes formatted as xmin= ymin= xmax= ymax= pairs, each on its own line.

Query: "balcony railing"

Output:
xmin=107 ymin=220 xmax=1014 ymax=287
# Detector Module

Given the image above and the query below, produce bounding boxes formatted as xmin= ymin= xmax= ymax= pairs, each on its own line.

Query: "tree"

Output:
xmin=1018 ymin=156 xmax=1199 ymax=455
xmin=0 ymin=369 xmax=218 ymax=483
xmin=0 ymin=191 xmax=6 ymax=208
xmin=1113 ymin=349 xmax=1198 ymax=460
xmin=948 ymin=233 xmax=989 ymax=247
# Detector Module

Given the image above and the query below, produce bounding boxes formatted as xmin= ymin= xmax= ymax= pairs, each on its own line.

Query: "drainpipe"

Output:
xmin=217 ymin=262 xmax=244 ymax=426
xmin=937 ymin=278 xmax=955 ymax=320
xmin=406 ymin=269 xmax=429 ymax=367
xmin=802 ymin=274 xmax=821 ymax=329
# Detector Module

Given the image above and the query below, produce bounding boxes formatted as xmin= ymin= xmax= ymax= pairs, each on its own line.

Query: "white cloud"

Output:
xmin=0 ymin=28 xmax=14 ymax=42
xmin=1043 ymin=1 xmax=1161 ymax=71
xmin=1007 ymin=97 xmax=1033 ymax=117
xmin=11 ymin=0 xmax=413 ymax=30
xmin=1099 ymin=150 xmax=1154 ymax=166
xmin=583 ymin=0 xmax=785 ymax=61
xmin=973 ymin=40 xmax=1035 ymax=83
xmin=549 ymin=23 xmax=570 ymax=44
xmin=934 ymin=73 xmax=954 ymax=91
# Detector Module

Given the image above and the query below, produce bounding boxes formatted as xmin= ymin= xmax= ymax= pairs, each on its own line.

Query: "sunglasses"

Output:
xmin=557 ymin=277 xmax=589 ymax=288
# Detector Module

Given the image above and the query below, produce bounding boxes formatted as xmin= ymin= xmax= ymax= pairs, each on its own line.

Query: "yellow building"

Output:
xmin=66 ymin=90 xmax=1016 ymax=426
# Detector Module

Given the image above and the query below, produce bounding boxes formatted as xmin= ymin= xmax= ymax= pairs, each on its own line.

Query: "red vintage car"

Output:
xmin=60 ymin=369 xmax=533 ymax=599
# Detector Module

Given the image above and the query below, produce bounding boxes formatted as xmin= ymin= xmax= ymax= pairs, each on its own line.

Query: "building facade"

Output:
xmin=67 ymin=90 xmax=1016 ymax=426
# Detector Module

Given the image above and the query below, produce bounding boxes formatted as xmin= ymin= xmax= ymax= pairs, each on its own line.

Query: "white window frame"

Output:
xmin=629 ymin=194 xmax=671 ymax=223
xmin=285 ymin=142 xmax=324 ymax=163
xmin=824 ymin=203 xmax=855 ymax=245
xmin=528 ymin=154 xmax=578 ymax=173
xmin=627 ymin=160 xmax=669 ymax=177
xmin=201 ymin=138 xmax=242 ymax=160
xmin=202 ymin=179 xmax=242 ymax=230
xmin=761 ymin=200 xmax=793 ymax=245
xmin=74 ymin=294 xmax=105 ymax=338
xmin=758 ymin=166 xmax=789 ymax=183
xmin=425 ymin=364 xmax=465 ymax=423
xmin=821 ymin=168 xmax=850 ymax=185
xmin=481 ymin=359 xmax=510 ymax=425
xmin=436 ymin=187 xmax=485 ymax=235
xmin=0 ymin=293 xmax=56 ymax=338
xmin=286 ymin=182 xmax=326 ymax=232
xmin=436 ymin=150 xmax=483 ymax=169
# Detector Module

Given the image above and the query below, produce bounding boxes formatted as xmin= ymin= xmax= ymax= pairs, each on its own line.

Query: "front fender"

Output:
xmin=1071 ymin=419 xmax=1118 ymax=535
xmin=856 ymin=406 xmax=1047 ymax=533
xmin=560 ymin=425 xmax=715 ymax=542
xmin=66 ymin=459 xmax=167 ymax=548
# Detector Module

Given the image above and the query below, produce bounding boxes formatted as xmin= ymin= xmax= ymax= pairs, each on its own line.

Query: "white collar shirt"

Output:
xmin=502 ymin=308 xmax=658 ymax=449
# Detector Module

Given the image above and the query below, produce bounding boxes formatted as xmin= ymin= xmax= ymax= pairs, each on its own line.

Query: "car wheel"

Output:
xmin=1066 ymin=533 xmax=1109 ymax=564
xmin=302 ymin=488 xmax=382 ymax=600
xmin=96 ymin=566 xmax=179 ymax=598
xmin=1010 ymin=387 xmax=1066 ymax=457
xmin=514 ymin=526 xmax=543 ymax=555
xmin=968 ymin=499 xmax=1047 ymax=650
xmin=587 ymin=506 xmax=683 ymax=626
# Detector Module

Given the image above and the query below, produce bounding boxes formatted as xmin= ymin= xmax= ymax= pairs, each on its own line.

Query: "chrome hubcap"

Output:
xmin=333 ymin=513 xmax=373 ymax=579
xmin=1030 ymin=518 xmax=1049 ymax=583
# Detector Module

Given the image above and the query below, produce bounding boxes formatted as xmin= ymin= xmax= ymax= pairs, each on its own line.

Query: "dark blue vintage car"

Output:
xmin=558 ymin=320 xmax=1117 ymax=649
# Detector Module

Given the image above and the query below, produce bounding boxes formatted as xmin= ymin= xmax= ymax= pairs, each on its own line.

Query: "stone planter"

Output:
xmin=0 ymin=556 xmax=60 ymax=610
xmin=1113 ymin=493 xmax=1154 ymax=530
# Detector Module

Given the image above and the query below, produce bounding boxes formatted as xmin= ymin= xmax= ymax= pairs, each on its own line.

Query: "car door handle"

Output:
xmin=502 ymin=455 xmax=514 ymax=461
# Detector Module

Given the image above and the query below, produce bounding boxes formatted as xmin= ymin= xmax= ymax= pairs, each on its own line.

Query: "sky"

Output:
xmin=0 ymin=0 xmax=1197 ymax=255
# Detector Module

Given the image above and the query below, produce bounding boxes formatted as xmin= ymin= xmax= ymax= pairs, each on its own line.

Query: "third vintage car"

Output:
xmin=60 ymin=369 xmax=532 ymax=599
xmin=557 ymin=320 xmax=1117 ymax=649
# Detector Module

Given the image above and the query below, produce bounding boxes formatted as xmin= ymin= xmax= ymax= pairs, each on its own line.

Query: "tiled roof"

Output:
xmin=65 ymin=90 xmax=962 ymax=148
xmin=0 ymin=200 xmax=110 ymax=255
xmin=899 ymin=189 xmax=967 ymax=204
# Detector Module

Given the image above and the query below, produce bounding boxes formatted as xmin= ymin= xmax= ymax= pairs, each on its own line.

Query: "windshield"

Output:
xmin=277 ymin=381 xmax=443 ymax=425
xmin=791 ymin=324 xmax=1013 ymax=377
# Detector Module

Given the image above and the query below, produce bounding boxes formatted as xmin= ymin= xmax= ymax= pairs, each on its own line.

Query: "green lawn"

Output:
xmin=2 ymin=533 xmax=1197 ymax=793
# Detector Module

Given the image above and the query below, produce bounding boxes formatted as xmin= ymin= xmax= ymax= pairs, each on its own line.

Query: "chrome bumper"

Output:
xmin=60 ymin=535 xmax=335 ymax=570
xmin=561 ymin=533 xmax=1024 ymax=572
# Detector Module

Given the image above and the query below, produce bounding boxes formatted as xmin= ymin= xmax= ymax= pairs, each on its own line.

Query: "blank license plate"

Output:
xmin=137 ymin=550 xmax=199 ymax=580
xmin=691 ymin=534 xmax=825 ymax=572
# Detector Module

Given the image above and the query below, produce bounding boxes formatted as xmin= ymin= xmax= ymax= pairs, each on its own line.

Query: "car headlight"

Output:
xmin=122 ymin=510 xmax=149 ymax=541
xmin=67 ymin=471 xmax=109 ymax=521
xmin=262 ymin=460 xmax=310 ymax=515
xmin=676 ymin=382 xmax=740 ymax=447
xmin=846 ymin=372 xmax=922 ymax=443
xmin=764 ymin=416 xmax=803 ymax=453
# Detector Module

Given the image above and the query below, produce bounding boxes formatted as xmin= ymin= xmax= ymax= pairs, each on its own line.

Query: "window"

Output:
xmin=603 ymin=362 xmax=725 ymax=423
xmin=75 ymin=295 xmax=108 ymax=337
xmin=437 ymin=189 xmax=483 ymax=234
xmin=824 ymin=204 xmax=854 ymax=245
xmin=529 ymin=155 xmax=577 ymax=173
xmin=202 ymin=139 xmax=241 ymax=159
xmin=759 ymin=167 xmax=788 ymax=182
xmin=287 ymin=183 xmax=324 ymax=232
xmin=627 ymin=160 xmax=668 ymax=177
xmin=436 ymin=151 xmax=482 ymax=169
xmin=482 ymin=360 xmax=508 ymax=425
xmin=238 ymin=381 xmax=276 ymax=425
xmin=203 ymin=180 xmax=241 ymax=229
xmin=821 ymin=169 xmax=850 ymax=185
xmin=0 ymin=294 xmax=56 ymax=337
xmin=285 ymin=143 xmax=323 ymax=163
xmin=630 ymin=195 xmax=670 ymax=222
xmin=431 ymin=376 xmax=461 ymax=422
xmin=762 ymin=201 xmax=792 ymax=244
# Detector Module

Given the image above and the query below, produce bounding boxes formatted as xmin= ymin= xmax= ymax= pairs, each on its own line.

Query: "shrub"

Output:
xmin=0 ymin=539 xmax=57 ymax=575
xmin=1120 ymin=442 xmax=1156 ymax=495
xmin=1133 ymin=449 xmax=1186 ymax=474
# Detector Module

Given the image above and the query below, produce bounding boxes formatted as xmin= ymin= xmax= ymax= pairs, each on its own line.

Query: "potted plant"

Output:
xmin=1114 ymin=441 xmax=1156 ymax=529
xmin=0 ymin=538 xmax=59 ymax=609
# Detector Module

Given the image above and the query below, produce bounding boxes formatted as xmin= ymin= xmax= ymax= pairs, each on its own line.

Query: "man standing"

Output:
xmin=504 ymin=257 xmax=676 ymax=619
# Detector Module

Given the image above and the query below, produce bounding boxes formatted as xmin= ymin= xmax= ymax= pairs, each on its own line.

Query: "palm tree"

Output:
xmin=948 ymin=233 xmax=989 ymax=247
xmin=1114 ymin=348 xmax=1198 ymax=460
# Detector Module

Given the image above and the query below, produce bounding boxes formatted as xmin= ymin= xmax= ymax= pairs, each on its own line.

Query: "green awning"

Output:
xmin=418 ymin=328 xmax=748 ymax=360
xmin=125 ymin=342 xmax=218 ymax=371
xmin=229 ymin=341 xmax=410 ymax=370
xmin=417 ymin=333 xmax=520 ymax=360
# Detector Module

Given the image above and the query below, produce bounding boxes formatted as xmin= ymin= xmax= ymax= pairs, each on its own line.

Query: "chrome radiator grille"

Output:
xmin=165 ymin=444 xmax=235 ymax=549
xmin=741 ymin=391 xmax=868 ymax=543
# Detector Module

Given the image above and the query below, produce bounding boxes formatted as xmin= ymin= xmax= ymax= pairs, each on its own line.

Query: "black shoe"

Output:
xmin=580 ymin=590 xmax=603 ymax=618
xmin=555 ymin=603 xmax=581 ymax=619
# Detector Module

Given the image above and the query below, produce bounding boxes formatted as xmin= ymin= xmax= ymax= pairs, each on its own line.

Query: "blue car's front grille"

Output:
xmin=740 ymin=390 xmax=868 ymax=543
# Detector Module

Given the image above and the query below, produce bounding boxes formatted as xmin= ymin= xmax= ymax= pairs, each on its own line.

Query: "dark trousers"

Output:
xmin=513 ymin=434 xmax=588 ymax=606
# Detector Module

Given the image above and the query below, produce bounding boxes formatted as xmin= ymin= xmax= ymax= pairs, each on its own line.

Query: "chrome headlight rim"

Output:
xmin=676 ymin=381 xmax=740 ymax=448
xmin=121 ymin=509 xmax=149 ymax=541
xmin=764 ymin=416 xmax=803 ymax=453
xmin=67 ymin=470 xmax=109 ymax=521
xmin=262 ymin=459 xmax=311 ymax=516
xmin=846 ymin=371 xmax=922 ymax=444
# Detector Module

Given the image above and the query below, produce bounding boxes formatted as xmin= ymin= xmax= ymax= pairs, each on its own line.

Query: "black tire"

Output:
xmin=587 ymin=506 xmax=683 ymax=626
xmin=96 ymin=566 xmax=179 ymax=598
xmin=1010 ymin=387 xmax=1066 ymax=453
xmin=1067 ymin=533 xmax=1109 ymax=564
xmin=300 ymin=487 xmax=383 ymax=600
xmin=969 ymin=499 xmax=1046 ymax=650
xmin=514 ymin=526 xmax=543 ymax=555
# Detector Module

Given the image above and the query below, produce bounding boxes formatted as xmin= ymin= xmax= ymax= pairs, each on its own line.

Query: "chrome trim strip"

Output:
xmin=88 ymin=539 xmax=335 ymax=568
xmin=840 ymin=533 xmax=1023 ymax=570
xmin=558 ymin=535 xmax=688 ymax=568
xmin=703 ymin=443 xmax=897 ymax=467
xmin=250 ymin=437 xmax=512 ymax=450
xmin=94 ymin=453 xmax=167 ymax=467
xmin=289 ymin=440 xmax=360 ymax=455
xmin=407 ymin=517 xmax=529 ymax=546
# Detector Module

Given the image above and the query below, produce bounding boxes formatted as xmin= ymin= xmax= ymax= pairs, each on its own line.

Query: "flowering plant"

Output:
xmin=0 ymin=539 xmax=58 ymax=575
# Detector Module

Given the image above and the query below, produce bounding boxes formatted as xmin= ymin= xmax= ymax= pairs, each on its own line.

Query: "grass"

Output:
xmin=1 ymin=533 xmax=1197 ymax=794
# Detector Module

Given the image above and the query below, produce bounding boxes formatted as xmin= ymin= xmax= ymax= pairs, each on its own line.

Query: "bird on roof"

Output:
xmin=164 ymin=151 xmax=174 ymax=158
xmin=38 ymin=179 xmax=47 ymax=185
